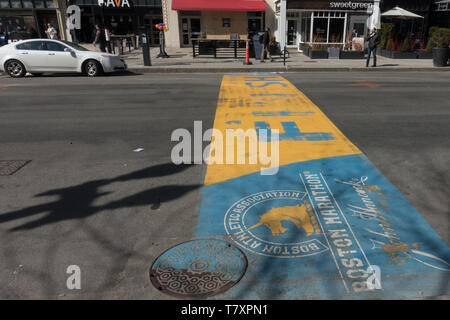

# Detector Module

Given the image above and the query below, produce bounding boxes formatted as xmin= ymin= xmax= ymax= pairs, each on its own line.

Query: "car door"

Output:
xmin=42 ymin=41 xmax=79 ymax=71
xmin=15 ymin=41 xmax=48 ymax=71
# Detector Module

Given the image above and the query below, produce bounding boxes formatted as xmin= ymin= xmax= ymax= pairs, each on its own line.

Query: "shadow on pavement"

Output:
xmin=0 ymin=163 xmax=199 ymax=232
xmin=25 ymin=70 xmax=142 ymax=78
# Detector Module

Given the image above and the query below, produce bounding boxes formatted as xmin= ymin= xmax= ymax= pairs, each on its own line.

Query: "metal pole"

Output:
xmin=279 ymin=0 xmax=287 ymax=49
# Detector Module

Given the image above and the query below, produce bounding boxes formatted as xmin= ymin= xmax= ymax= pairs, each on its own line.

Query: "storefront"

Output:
xmin=169 ymin=0 xmax=267 ymax=47
xmin=281 ymin=0 xmax=374 ymax=49
xmin=0 ymin=0 xmax=61 ymax=40
xmin=68 ymin=0 xmax=162 ymax=44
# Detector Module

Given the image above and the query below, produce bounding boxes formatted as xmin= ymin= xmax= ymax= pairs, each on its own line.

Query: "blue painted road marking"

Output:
xmin=254 ymin=121 xmax=335 ymax=141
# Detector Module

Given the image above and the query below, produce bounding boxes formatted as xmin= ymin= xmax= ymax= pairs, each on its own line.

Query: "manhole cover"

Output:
xmin=150 ymin=239 xmax=247 ymax=298
xmin=0 ymin=160 xmax=31 ymax=176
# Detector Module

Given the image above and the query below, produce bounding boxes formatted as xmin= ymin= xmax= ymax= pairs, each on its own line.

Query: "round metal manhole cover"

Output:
xmin=150 ymin=239 xmax=247 ymax=298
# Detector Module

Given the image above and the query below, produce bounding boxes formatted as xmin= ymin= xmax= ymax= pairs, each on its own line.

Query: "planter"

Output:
xmin=309 ymin=50 xmax=328 ymax=59
xmin=417 ymin=51 xmax=433 ymax=59
xmin=303 ymin=47 xmax=310 ymax=57
xmin=327 ymin=47 xmax=340 ymax=59
xmin=339 ymin=51 xmax=364 ymax=59
xmin=382 ymin=50 xmax=393 ymax=58
xmin=390 ymin=51 xmax=418 ymax=59
xmin=432 ymin=48 xmax=450 ymax=67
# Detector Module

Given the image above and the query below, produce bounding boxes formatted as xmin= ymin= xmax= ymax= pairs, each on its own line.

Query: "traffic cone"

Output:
xmin=243 ymin=39 xmax=252 ymax=65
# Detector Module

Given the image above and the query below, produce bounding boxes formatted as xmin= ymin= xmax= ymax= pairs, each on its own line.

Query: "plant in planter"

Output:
xmin=429 ymin=28 xmax=450 ymax=67
xmin=309 ymin=36 xmax=328 ymax=59
xmin=391 ymin=38 xmax=418 ymax=59
xmin=310 ymin=43 xmax=329 ymax=59
xmin=392 ymin=38 xmax=417 ymax=59
xmin=401 ymin=38 xmax=410 ymax=52
xmin=379 ymin=22 xmax=394 ymax=57
xmin=384 ymin=39 xmax=393 ymax=58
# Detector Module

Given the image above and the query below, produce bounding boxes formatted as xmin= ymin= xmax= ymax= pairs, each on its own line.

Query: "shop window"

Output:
xmin=45 ymin=0 xmax=55 ymax=8
xmin=248 ymin=18 xmax=262 ymax=33
xmin=0 ymin=1 xmax=9 ymax=8
xmin=299 ymin=12 xmax=311 ymax=43
xmin=329 ymin=18 xmax=344 ymax=43
xmin=10 ymin=0 xmax=21 ymax=8
xmin=34 ymin=0 xmax=45 ymax=8
xmin=223 ymin=18 xmax=230 ymax=28
xmin=312 ymin=18 xmax=327 ymax=42
xmin=23 ymin=0 xmax=33 ymax=8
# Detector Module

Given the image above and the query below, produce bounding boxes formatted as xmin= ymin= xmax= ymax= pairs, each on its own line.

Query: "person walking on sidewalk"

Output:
xmin=260 ymin=27 xmax=273 ymax=63
xmin=45 ymin=23 xmax=58 ymax=40
xmin=104 ymin=26 xmax=112 ymax=53
xmin=93 ymin=24 xmax=106 ymax=53
xmin=365 ymin=27 xmax=380 ymax=67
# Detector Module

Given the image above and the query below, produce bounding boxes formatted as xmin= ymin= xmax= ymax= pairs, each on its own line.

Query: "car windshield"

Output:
xmin=61 ymin=41 xmax=89 ymax=51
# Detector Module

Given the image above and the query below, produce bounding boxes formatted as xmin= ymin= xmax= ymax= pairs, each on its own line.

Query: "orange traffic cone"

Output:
xmin=243 ymin=39 xmax=252 ymax=65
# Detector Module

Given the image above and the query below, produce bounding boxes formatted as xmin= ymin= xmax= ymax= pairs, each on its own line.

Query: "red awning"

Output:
xmin=172 ymin=0 xmax=266 ymax=12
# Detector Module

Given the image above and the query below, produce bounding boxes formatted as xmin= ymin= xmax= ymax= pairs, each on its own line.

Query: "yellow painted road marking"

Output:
xmin=205 ymin=74 xmax=362 ymax=185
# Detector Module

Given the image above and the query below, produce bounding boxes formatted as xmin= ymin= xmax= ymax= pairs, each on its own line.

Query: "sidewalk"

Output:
xmin=113 ymin=46 xmax=450 ymax=73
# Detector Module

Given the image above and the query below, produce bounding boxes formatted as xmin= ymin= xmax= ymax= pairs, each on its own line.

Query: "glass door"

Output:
xmin=181 ymin=17 xmax=201 ymax=46
xmin=287 ymin=19 xmax=297 ymax=46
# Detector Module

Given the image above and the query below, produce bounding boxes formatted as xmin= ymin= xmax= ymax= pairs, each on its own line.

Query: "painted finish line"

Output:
xmin=196 ymin=73 xmax=449 ymax=299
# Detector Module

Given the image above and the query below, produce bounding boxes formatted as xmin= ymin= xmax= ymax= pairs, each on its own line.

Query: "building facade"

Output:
xmin=67 ymin=0 xmax=162 ymax=44
xmin=277 ymin=0 xmax=376 ymax=49
xmin=0 ymin=0 xmax=68 ymax=40
xmin=163 ymin=0 xmax=274 ymax=48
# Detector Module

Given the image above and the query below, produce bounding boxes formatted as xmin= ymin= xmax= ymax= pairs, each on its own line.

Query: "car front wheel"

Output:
xmin=84 ymin=60 xmax=102 ymax=77
xmin=5 ymin=60 xmax=26 ymax=78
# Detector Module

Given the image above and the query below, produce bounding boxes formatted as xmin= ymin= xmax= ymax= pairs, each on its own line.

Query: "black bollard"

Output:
xmin=139 ymin=27 xmax=151 ymax=66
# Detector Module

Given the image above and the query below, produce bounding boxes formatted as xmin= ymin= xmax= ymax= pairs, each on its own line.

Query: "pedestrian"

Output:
xmin=351 ymin=28 xmax=358 ymax=38
xmin=365 ymin=27 xmax=380 ymax=67
xmin=0 ymin=28 xmax=6 ymax=47
xmin=104 ymin=26 xmax=112 ymax=53
xmin=45 ymin=23 xmax=58 ymax=40
xmin=93 ymin=24 xmax=106 ymax=53
xmin=260 ymin=27 xmax=273 ymax=63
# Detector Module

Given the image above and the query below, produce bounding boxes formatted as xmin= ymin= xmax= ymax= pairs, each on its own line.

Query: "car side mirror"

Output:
xmin=64 ymin=47 xmax=74 ymax=53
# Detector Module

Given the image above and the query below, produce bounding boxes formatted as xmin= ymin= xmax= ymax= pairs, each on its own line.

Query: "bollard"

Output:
xmin=139 ymin=27 xmax=151 ymax=66
xmin=243 ymin=39 xmax=252 ymax=65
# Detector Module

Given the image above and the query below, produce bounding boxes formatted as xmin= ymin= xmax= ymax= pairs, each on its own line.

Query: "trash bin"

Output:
xmin=252 ymin=33 xmax=262 ymax=60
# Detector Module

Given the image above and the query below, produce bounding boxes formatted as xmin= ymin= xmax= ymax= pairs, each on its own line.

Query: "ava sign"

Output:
xmin=98 ymin=0 xmax=130 ymax=7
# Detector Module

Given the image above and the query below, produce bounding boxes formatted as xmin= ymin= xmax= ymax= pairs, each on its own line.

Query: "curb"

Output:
xmin=127 ymin=67 xmax=450 ymax=73
xmin=2 ymin=67 xmax=449 ymax=77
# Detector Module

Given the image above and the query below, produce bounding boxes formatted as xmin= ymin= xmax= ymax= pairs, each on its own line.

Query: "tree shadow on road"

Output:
xmin=0 ymin=162 xmax=199 ymax=232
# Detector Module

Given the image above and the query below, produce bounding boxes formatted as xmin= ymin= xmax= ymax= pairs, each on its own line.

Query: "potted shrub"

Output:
xmin=391 ymin=38 xmax=417 ymax=59
xmin=430 ymin=28 xmax=450 ymax=67
xmin=379 ymin=23 xmax=394 ymax=58
xmin=420 ymin=27 xmax=438 ymax=59
xmin=384 ymin=39 xmax=393 ymax=58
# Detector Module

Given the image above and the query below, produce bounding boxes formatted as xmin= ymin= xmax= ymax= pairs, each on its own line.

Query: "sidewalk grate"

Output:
xmin=150 ymin=239 xmax=247 ymax=298
xmin=0 ymin=160 xmax=31 ymax=176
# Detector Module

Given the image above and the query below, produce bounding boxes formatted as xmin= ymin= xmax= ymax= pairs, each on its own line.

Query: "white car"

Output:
xmin=0 ymin=39 xmax=127 ymax=77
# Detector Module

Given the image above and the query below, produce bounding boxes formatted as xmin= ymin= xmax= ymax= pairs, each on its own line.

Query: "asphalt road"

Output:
xmin=0 ymin=71 xmax=448 ymax=299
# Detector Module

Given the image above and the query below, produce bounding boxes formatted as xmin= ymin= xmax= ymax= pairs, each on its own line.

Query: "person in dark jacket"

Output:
xmin=93 ymin=24 xmax=106 ymax=53
xmin=260 ymin=27 xmax=273 ymax=63
xmin=365 ymin=27 xmax=380 ymax=67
